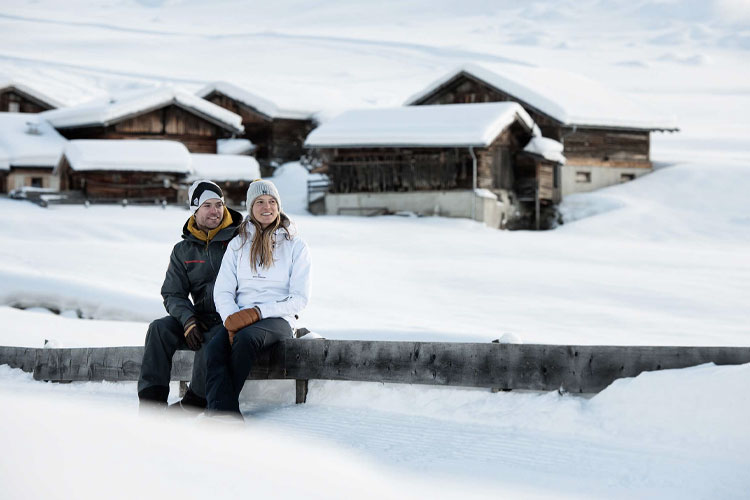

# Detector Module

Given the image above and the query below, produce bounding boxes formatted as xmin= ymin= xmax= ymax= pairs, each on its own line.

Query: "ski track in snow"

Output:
xmin=250 ymin=403 xmax=741 ymax=499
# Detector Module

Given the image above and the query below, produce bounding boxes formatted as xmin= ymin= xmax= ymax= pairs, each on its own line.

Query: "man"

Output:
xmin=137 ymin=179 xmax=243 ymax=411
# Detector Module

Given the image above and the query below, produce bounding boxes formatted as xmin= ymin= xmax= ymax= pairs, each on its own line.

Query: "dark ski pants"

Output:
xmin=205 ymin=318 xmax=292 ymax=414
xmin=137 ymin=315 xmax=222 ymax=403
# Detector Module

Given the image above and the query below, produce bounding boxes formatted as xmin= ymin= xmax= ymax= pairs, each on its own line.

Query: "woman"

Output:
xmin=205 ymin=179 xmax=311 ymax=415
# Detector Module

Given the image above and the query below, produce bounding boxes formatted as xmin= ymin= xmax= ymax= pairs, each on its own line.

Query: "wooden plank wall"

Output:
xmin=3 ymin=341 xmax=749 ymax=397
xmin=0 ymin=88 xmax=55 ymax=113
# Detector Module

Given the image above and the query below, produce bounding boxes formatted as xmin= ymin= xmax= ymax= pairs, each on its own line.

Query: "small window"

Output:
xmin=31 ymin=177 xmax=43 ymax=188
xmin=8 ymin=101 xmax=20 ymax=113
xmin=575 ymin=171 xmax=591 ymax=183
xmin=620 ymin=173 xmax=635 ymax=183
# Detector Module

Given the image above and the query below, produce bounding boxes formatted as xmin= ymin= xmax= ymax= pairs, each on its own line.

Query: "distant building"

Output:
xmin=56 ymin=140 xmax=192 ymax=202
xmin=197 ymin=82 xmax=316 ymax=170
xmin=0 ymin=113 xmax=65 ymax=193
xmin=305 ymin=102 xmax=564 ymax=229
xmin=0 ymin=81 xmax=61 ymax=113
xmin=42 ymin=87 xmax=244 ymax=154
xmin=405 ymin=64 xmax=678 ymax=196
xmin=189 ymin=153 xmax=261 ymax=207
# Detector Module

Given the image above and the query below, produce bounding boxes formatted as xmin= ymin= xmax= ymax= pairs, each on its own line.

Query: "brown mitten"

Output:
xmin=225 ymin=307 xmax=261 ymax=344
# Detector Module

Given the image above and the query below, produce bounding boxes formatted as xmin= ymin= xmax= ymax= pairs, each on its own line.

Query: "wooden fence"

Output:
xmin=2 ymin=341 xmax=749 ymax=403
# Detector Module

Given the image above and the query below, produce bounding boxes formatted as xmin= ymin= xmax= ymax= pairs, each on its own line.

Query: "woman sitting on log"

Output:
xmin=206 ymin=179 xmax=312 ymax=417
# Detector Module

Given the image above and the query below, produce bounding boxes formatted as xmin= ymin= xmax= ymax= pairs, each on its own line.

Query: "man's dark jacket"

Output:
xmin=161 ymin=207 xmax=243 ymax=328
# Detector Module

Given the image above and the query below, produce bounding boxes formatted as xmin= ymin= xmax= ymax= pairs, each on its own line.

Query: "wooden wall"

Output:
xmin=0 ymin=171 xmax=7 ymax=193
xmin=562 ymin=127 xmax=651 ymax=168
xmin=318 ymin=122 xmax=532 ymax=195
xmin=0 ymin=88 xmax=55 ymax=113
xmin=203 ymin=91 xmax=315 ymax=164
xmin=411 ymin=73 xmax=653 ymax=167
xmin=56 ymin=104 xmax=235 ymax=153
xmin=514 ymin=153 xmax=560 ymax=203
xmin=411 ymin=74 xmax=561 ymax=139
xmin=58 ymin=157 xmax=184 ymax=202
xmin=270 ymin=118 xmax=317 ymax=164
xmin=323 ymin=147 xmax=473 ymax=193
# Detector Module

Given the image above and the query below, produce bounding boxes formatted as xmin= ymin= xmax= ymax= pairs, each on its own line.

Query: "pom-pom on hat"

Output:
xmin=245 ymin=179 xmax=282 ymax=213
xmin=188 ymin=180 xmax=224 ymax=213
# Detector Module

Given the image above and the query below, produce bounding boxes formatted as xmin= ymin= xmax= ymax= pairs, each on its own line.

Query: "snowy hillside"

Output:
xmin=1 ymin=1 xmax=749 ymax=498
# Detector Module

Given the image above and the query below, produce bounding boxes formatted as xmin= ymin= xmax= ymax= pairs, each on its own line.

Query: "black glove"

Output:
xmin=184 ymin=317 xmax=203 ymax=351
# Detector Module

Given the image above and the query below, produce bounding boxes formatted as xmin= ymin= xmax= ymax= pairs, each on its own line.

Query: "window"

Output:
xmin=8 ymin=101 xmax=20 ymax=113
xmin=620 ymin=173 xmax=635 ymax=182
xmin=575 ymin=171 xmax=591 ymax=183
xmin=31 ymin=177 xmax=43 ymax=188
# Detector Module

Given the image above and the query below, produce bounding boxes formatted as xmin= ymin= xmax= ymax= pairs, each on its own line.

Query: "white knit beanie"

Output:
xmin=188 ymin=179 xmax=224 ymax=213
xmin=245 ymin=179 xmax=282 ymax=213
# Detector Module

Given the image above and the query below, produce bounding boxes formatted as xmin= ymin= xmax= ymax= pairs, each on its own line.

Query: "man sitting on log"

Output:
xmin=137 ymin=180 xmax=243 ymax=412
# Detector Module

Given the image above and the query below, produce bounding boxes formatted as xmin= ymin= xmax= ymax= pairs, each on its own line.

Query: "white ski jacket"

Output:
xmin=213 ymin=225 xmax=311 ymax=329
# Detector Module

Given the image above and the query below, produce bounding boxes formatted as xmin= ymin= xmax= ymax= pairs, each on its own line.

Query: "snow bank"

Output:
xmin=271 ymin=161 xmax=317 ymax=214
xmin=0 ymin=367 xmax=502 ymax=500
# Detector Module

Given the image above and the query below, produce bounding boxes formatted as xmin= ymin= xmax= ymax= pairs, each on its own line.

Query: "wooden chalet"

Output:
xmin=41 ymin=87 xmax=244 ymax=154
xmin=405 ymin=64 xmax=678 ymax=195
xmin=56 ymin=140 xmax=192 ymax=203
xmin=197 ymin=82 xmax=316 ymax=171
xmin=305 ymin=102 xmax=563 ymax=229
xmin=0 ymin=81 xmax=61 ymax=113
xmin=0 ymin=113 xmax=65 ymax=193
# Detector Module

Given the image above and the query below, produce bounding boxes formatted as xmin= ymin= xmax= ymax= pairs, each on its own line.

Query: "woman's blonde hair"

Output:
xmin=238 ymin=211 xmax=292 ymax=272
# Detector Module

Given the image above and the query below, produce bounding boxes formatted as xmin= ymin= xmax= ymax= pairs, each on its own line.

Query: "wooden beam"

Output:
xmin=281 ymin=341 xmax=750 ymax=393
xmin=1 ymin=342 xmax=749 ymax=395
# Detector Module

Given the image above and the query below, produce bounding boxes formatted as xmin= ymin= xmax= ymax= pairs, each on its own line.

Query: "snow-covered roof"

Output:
xmin=217 ymin=138 xmax=256 ymax=155
xmin=405 ymin=63 xmax=678 ymax=131
xmin=196 ymin=82 xmax=313 ymax=120
xmin=0 ymin=79 xmax=64 ymax=109
xmin=305 ymin=102 xmax=536 ymax=149
xmin=0 ymin=113 xmax=66 ymax=169
xmin=523 ymin=136 xmax=566 ymax=164
xmin=60 ymin=140 xmax=191 ymax=173
xmin=189 ymin=153 xmax=260 ymax=182
xmin=41 ymin=86 xmax=244 ymax=133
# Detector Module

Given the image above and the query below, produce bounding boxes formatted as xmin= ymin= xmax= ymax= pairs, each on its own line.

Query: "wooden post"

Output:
xmin=296 ymin=380 xmax=308 ymax=404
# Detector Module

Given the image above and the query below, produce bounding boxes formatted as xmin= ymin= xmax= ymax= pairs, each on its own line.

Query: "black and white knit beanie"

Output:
xmin=188 ymin=180 xmax=224 ymax=213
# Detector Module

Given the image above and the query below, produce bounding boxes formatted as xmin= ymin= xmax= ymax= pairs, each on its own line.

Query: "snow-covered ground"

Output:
xmin=1 ymin=1 xmax=749 ymax=498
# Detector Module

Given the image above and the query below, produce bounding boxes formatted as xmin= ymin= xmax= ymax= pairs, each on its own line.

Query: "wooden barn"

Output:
xmin=0 ymin=113 xmax=65 ymax=193
xmin=197 ymin=82 xmax=316 ymax=171
xmin=305 ymin=102 xmax=563 ymax=229
xmin=189 ymin=153 xmax=261 ymax=207
xmin=405 ymin=64 xmax=678 ymax=196
xmin=0 ymin=81 xmax=61 ymax=113
xmin=55 ymin=140 xmax=192 ymax=203
xmin=41 ymin=87 xmax=244 ymax=154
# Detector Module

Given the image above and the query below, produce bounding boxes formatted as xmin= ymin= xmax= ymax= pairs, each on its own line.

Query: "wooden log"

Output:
xmin=283 ymin=341 xmax=750 ymax=393
xmin=22 ymin=345 xmax=284 ymax=382
xmin=33 ymin=346 xmax=145 ymax=382
xmin=2 ymin=342 xmax=749 ymax=395
xmin=0 ymin=346 xmax=40 ymax=373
